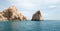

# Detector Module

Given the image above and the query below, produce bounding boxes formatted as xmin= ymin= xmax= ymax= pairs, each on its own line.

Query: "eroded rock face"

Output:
xmin=0 ymin=6 xmax=26 ymax=21
xmin=31 ymin=10 xmax=43 ymax=21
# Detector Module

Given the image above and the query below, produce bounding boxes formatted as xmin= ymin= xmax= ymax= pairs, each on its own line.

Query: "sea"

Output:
xmin=0 ymin=20 xmax=60 ymax=31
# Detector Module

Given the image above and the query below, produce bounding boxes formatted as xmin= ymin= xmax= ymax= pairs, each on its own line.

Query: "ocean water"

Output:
xmin=0 ymin=20 xmax=60 ymax=31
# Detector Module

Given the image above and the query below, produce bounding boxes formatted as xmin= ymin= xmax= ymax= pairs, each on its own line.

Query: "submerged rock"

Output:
xmin=0 ymin=6 xmax=26 ymax=21
xmin=31 ymin=10 xmax=43 ymax=21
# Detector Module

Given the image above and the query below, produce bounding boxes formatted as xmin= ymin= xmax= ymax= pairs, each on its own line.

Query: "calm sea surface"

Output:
xmin=0 ymin=20 xmax=60 ymax=31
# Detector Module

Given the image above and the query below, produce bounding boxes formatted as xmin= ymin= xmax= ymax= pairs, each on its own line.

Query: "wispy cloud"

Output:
xmin=43 ymin=0 xmax=60 ymax=4
xmin=48 ymin=5 xmax=56 ymax=9
xmin=0 ymin=5 xmax=2 ymax=8
xmin=0 ymin=5 xmax=4 ymax=11
xmin=7 ymin=0 xmax=41 ymax=10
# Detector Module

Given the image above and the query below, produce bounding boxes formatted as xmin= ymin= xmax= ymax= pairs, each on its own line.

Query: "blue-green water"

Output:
xmin=0 ymin=20 xmax=60 ymax=31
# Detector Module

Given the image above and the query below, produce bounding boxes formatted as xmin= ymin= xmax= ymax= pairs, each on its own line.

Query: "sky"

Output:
xmin=0 ymin=0 xmax=60 ymax=20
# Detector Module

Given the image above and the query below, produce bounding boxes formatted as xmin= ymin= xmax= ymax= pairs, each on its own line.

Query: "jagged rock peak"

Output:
xmin=8 ymin=6 xmax=17 ymax=10
xmin=3 ymin=6 xmax=18 ymax=13
xmin=31 ymin=10 xmax=43 ymax=21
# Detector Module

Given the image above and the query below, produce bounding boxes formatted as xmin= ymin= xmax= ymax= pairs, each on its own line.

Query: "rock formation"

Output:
xmin=31 ymin=10 xmax=43 ymax=21
xmin=0 ymin=6 xmax=26 ymax=21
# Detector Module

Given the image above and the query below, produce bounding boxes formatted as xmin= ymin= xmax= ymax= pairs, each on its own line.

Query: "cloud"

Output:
xmin=48 ymin=5 xmax=56 ymax=9
xmin=7 ymin=0 xmax=41 ymax=10
xmin=43 ymin=0 xmax=60 ymax=4
xmin=0 ymin=5 xmax=4 ymax=10
xmin=0 ymin=5 xmax=2 ymax=8
xmin=20 ymin=10 xmax=33 ymax=19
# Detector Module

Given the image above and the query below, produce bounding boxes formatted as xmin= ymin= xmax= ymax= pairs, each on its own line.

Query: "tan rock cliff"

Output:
xmin=0 ymin=6 xmax=26 ymax=21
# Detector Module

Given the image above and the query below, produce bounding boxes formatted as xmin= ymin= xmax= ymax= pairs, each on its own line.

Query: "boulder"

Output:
xmin=31 ymin=10 xmax=43 ymax=21
xmin=0 ymin=6 xmax=26 ymax=21
xmin=0 ymin=12 xmax=7 ymax=21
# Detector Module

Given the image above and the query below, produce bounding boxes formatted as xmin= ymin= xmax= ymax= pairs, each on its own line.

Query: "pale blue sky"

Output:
xmin=0 ymin=0 xmax=60 ymax=20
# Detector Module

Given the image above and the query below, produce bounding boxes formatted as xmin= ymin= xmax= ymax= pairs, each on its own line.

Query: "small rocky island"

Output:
xmin=31 ymin=10 xmax=43 ymax=21
xmin=0 ymin=6 xmax=43 ymax=21
xmin=0 ymin=6 xmax=26 ymax=21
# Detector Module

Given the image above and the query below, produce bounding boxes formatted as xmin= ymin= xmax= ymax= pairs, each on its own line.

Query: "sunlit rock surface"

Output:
xmin=0 ymin=6 xmax=26 ymax=21
xmin=31 ymin=10 xmax=43 ymax=21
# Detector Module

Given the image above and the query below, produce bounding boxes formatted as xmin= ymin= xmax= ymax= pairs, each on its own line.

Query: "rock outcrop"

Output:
xmin=0 ymin=6 xmax=26 ymax=21
xmin=31 ymin=10 xmax=43 ymax=21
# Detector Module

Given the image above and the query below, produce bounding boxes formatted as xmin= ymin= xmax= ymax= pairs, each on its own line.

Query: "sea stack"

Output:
xmin=0 ymin=6 xmax=26 ymax=21
xmin=31 ymin=10 xmax=43 ymax=21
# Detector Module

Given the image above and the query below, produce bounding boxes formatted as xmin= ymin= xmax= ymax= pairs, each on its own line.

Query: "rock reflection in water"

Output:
xmin=12 ymin=21 xmax=42 ymax=31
